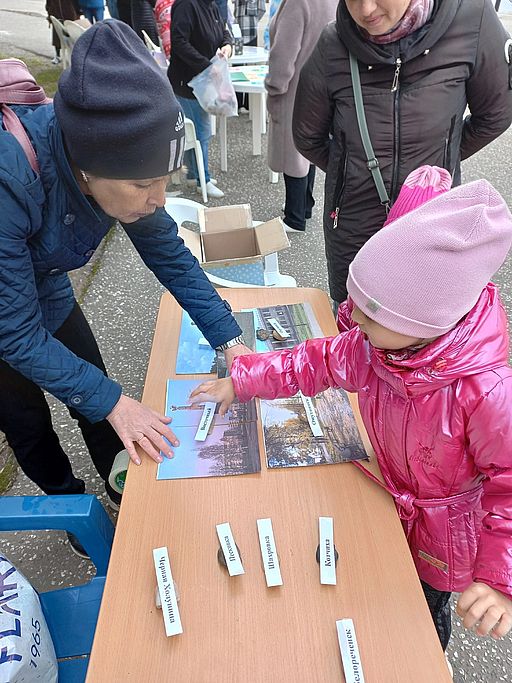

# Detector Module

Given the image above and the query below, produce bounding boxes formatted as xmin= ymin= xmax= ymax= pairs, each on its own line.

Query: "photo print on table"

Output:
xmin=252 ymin=303 xmax=323 ymax=353
xmin=261 ymin=387 xmax=367 ymax=469
xmin=157 ymin=379 xmax=261 ymax=480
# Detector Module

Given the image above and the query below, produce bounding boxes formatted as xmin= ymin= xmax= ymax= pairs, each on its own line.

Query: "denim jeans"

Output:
xmin=283 ymin=165 xmax=316 ymax=232
xmin=83 ymin=7 xmax=105 ymax=22
xmin=0 ymin=302 xmax=123 ymax=495
xmin=177 ymin=96 xmax=211 ymax=183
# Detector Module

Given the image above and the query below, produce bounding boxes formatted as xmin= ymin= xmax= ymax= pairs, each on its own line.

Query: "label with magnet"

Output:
xmin=267 ymin=317 xmax=290 ymax=339
xmin=300 ymin=393 xmax=324 ymax=437
xmin=336 ymin=619 xmax=365 ymax=683
xmin=319 ymin=517 xmax=336 ymax=585
xmin=195 ymin=402 xmax=216 ymax=441
xmin=257 ymin=518 xmax=283 ymax=587
xmin=153 ymin=547 xmax=183 ymax=636
xmin=216 ymin=522 xmax=245 ymax=576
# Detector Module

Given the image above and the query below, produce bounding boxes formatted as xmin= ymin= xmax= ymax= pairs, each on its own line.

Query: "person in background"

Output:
xmin=131 ymin=0 xmax=160 ymax=43
xmin=80 ymin=0 xmax=105 ymax=23
xmin=189 ymin=167 xmax=512 ymax=661
xmin=265 ymin=0 xmax=337 ymax=235
xmin=116 ymin=0 xmax=133 ymax=24
xmin=214 ymin=0 xmax=228 ymax=25
xmin=232 ymin=0 xmax=265 ymax=46
xmin=168 ymin=0 xmax=232 ymax=198
xmin=106 ymin=0 xmax=119 ymax=18
xmin=46 ymin=0 xmax=80 ymax=64
xmin=0 ymin=20 xmax=249 ymax=557
xmin=263 ymin=0 xmax=281 ymax=51
xmin=293 ymin=0 xmax=512 ymax=309
xmin=232 ymin=0 xmax=265 ymax=111
xmin=154 ymin=0 xmax=175 ymax=58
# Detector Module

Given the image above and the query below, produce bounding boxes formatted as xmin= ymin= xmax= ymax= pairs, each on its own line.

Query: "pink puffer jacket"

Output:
xmin=231 ymin=283 xmax=512 ymax=596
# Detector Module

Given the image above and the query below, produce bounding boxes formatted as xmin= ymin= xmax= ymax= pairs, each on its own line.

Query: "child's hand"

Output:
xmin=189 ymin=377 xmax=235 ymax=415
xmin=457 ymin=582 xmax=512 ymax=639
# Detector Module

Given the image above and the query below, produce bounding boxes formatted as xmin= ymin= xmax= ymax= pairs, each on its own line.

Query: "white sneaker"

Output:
xmin=283 ymin=221 xmax=305 ymax=235
xmin=198 ymin=181 xmax=224 ymax=198
xmin=189 ymin=178 xmax=217 ymax=187
xmin=51 ymin=55 xmax=61 ymax=65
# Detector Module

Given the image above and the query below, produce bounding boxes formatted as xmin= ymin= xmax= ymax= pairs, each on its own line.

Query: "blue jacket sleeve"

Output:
xmin=0 ymin=177 xmax=121 ymax=423
xmin=122 ymin=208 xmax=242 ymax=348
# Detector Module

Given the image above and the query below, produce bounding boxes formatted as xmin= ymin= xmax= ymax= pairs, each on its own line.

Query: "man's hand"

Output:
xmin=223 ymin=343 xmax=253 ymax=371
xmin=189 ymin=377 xmax=235 ymax=415
xmin=457 ymin=582 xmax=512 ymax=639
xmin=218 ymin=44 xmax=232 ymax=59
xmin=106 ymin=394 xmax=178 ymax=466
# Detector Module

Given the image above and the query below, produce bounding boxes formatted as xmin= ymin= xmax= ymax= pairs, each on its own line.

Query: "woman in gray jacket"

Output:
xmin=265 ymin=0 xmax=338 ymax=234
xmin=293 ymin=0 xmax=512 ymax=304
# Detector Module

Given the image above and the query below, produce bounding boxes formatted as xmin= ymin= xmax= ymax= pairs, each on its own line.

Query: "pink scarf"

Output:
xmin=364 ymin=0 xmax=434 ymax=44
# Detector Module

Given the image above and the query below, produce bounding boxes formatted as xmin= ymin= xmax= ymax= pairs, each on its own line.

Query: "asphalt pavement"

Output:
xmin=1 ymin=4 xmax=512 ymax=681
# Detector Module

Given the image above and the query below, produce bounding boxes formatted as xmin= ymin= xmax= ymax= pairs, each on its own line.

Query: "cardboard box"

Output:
xmin=179 ymin=204 xmax=290 ymax=285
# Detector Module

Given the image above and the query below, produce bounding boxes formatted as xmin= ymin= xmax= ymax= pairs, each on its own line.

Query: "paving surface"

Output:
xmin=1 ymin=5 xmax=512 ymax=681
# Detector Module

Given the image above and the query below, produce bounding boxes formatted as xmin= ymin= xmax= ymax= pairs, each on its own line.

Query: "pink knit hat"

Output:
xmin=347 ymin=179 xmax=512 ymax=338
xmin=384 ymin=165 xmax=452 ymax=226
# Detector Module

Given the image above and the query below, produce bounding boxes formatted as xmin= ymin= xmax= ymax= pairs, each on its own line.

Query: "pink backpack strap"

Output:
xmin=0 ymin=58 xmax=52 ymax=175
xmin=1 ymin=104 xmax=40 ymax=173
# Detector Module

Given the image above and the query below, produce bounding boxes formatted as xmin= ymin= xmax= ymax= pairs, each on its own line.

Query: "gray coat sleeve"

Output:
xmin=461 ymin=0 xmax=512 ymax=160
xmin=292 ymin=32 xmax=334 ymax=173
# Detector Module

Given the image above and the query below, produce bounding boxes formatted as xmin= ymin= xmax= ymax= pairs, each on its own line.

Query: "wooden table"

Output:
xmin=87 ymin=288 xmax=451 ymax=682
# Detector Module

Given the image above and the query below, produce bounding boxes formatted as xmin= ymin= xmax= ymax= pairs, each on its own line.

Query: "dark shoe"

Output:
xmin=105 ymin=481 xmax=122 ymax=512
xmin=66 ymin=532 xmax=90 ymax=560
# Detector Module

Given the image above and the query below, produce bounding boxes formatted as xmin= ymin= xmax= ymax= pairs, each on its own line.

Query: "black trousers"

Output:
xmin=283 ymin=165 xmax=316 ymax=232
xmin=0 ymin=303 xmax=124 ymax=495
xmin=421 ymin=580 xmax=452 ymax=651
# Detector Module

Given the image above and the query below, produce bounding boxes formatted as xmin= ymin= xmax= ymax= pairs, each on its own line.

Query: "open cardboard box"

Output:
xmin=179 ymin=204 xmax=290 ymax=284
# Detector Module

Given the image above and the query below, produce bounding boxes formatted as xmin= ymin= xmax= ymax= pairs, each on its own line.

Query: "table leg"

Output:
xmin=219 ymin=115 xmax=228 ymax=172
xmin=249 ymin=93 xmax=262 ymax=156
xmin=261 ymin=91 xmax=267 ymax=135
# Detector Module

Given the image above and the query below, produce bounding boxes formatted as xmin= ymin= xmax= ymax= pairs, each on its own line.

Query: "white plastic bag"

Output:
xmin=188 ymin=55 xmax=238 ymax=117
xmin=0 ymin=554 xmax=58 ymax=682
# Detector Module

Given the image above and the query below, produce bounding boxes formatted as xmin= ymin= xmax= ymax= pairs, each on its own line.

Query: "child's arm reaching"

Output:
xmin=457 ymin=582 xmax=512 ymax=639
xmin=189 ymin=328 xmax=370 ymax=409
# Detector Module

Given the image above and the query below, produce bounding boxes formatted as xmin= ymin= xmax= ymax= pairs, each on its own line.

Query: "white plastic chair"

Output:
xmin=164 ymin=196 xmax=297 ymax=288
xmin=50 ymin=17 xmax=72 ymax=68
xmin=142 ymin=29 xmax=161 ymax=53
xmin=63 ymin=20 xmax=86 ymax=47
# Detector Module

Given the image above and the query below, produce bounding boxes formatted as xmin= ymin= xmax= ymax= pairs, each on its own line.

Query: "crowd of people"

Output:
xmin=5 ymin=0 xmax=512 ymax=666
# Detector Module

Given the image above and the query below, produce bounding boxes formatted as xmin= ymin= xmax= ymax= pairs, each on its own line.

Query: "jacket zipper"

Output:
xmin=390 ymin=56 xmax=402 ymax=201
xmin=331 ymin=152 xmax=348 ymax=229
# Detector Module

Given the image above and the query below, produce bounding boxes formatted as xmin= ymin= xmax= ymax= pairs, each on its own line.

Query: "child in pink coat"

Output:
xmin=190 ymin=167 xmax=512 ymax=650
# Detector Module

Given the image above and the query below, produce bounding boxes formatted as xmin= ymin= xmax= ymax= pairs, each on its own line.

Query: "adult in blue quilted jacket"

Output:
xmin=0 ymin=20 xmax=248 ymax=511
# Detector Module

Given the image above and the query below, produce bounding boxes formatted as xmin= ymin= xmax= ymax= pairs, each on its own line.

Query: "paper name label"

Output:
xmin=267 ymin=317 xmax=290 ymax=338
xmin=300 ymin=393 xmax=324 ymax=437
xmin=195 ymin=401 xmax=216 ymax=441
xmin=216 ymin=522 xmax=245 ymax=576
xmin=336 ymin=619 xmax=365 ymax=683
xmin=153 ymin=547 xmax=183 ymax=637
xmin=257 ymin=518 xmax=283 ymax=587
xmin=319 ymin=517 xmax=336 ymax=585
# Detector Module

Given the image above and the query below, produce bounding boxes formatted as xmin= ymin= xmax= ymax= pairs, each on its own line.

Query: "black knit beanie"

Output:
xmin=54 ymin=19 xmax=185 ymax=179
